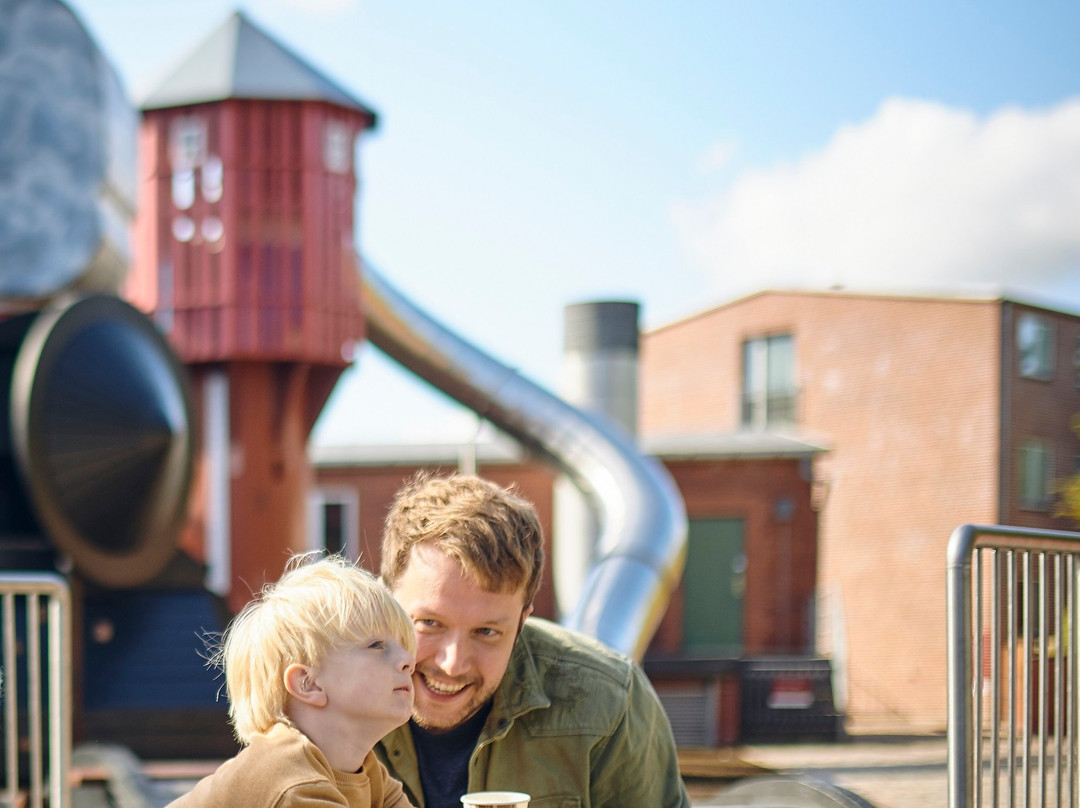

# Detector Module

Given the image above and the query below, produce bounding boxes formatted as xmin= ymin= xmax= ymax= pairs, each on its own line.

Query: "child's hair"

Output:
xmin=215 ymin=552 xmax=416 ymax=744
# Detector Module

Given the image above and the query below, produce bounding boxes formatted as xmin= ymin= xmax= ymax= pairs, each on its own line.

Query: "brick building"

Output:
xmin=640 ymin=288 xmax=1080 ymax=730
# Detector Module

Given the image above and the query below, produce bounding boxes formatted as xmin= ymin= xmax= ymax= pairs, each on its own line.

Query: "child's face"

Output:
xmin=314 ymin=634 xmax=415 ymax=733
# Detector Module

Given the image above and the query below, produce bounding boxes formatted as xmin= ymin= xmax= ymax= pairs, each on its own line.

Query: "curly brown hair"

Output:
xmin=381 ymin=473 xmax=545 ymax=607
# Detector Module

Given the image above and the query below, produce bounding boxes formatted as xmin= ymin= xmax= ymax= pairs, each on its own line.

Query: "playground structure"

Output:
xmin=125 ymin=8 xmax=686 ymax=655
xmin=3 ymin=4 xmax=1080 ymax=808
xmin=0 ymin=0 xmax=686 ymax=800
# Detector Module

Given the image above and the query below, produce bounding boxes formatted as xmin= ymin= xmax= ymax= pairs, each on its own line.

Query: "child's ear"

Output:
xmin=284 ymin=663 xmax=328 ymax=707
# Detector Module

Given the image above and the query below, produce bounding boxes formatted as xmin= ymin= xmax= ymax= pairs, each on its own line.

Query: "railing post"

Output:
xmin=0 ymin=573 xmax=72 ymax=808
xmin=947 ymin=524 xmax=1080 ymax=808
xmin=948 ymin=524 xmax=977 ymax=808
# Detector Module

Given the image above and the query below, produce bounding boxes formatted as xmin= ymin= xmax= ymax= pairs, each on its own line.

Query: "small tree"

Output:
xmin=1055 ymin=414 xmax=1080 ymax=525
xmin=1058 ymin=475 xmax=1080 ymax=524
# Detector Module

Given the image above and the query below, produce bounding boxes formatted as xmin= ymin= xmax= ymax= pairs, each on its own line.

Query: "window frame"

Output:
xmin=741 ymin=333 xmax=797 ymax=430
xmin=169 ymin=115 xmax=207 ymax=172
xmin=306 ymin=485 xmax=359 ymax=558
xmin=1017 ymin=438 xmax=1053 ymax=511
xmin=1072 ymin=336 xmax=1080 ymax=389
xmin=1017 ymin=311 xmax=1055 ymax=381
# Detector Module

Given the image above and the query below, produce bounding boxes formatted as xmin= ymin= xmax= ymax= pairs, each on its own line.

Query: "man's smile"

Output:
xmin=417 ymin=670 xmax=473 ymax=697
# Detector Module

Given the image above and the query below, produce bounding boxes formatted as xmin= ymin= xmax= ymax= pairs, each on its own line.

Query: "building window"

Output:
xmin=307 ymin=487 xmax=359 ymax=558
xmin=741 ymin=334 xmax=796 ymax=429
xmin=170 ymin=116 xmax=207 ymax=171
xmin=323 ymin=120 xmax=351 ymax=174
xmin=322 ymin=502 xmax=345 ymax=555
xmin=1017 ymin=312 xmax=1055 ymax=380
xmin=1018 ymin=439 xmax=1053 ymax=511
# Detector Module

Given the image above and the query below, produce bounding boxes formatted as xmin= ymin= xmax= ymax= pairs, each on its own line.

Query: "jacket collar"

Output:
xmin=480 ymin=620 xmax=551 ymax=742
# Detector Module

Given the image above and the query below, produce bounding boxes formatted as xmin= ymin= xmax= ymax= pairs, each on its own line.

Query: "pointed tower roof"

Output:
xmin=140 ymin=10 xmax=377 ymax=125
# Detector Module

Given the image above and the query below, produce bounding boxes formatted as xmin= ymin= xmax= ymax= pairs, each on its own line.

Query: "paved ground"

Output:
xmin=686 ymin=733 xmax=950 ymax=808
xmin=75 ymin=731 xmax=952 ymax=808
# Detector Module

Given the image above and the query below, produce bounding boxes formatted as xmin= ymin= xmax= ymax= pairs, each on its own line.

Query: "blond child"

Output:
xmin=169 ymin=553 xmax=417 ymax=808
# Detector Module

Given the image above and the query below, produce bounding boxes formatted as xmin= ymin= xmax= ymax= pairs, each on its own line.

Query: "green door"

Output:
xmin=683 ymin=518 xmax=744 ymax=654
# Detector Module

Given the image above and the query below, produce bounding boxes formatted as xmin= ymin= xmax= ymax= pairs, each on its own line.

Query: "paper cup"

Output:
xmin=460 ymin=791 xmax=531 ymax=808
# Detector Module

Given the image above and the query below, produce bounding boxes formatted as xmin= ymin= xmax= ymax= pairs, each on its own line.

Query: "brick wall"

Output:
xmin=1001 ymin=302 xmax=1080 ymax=529
xmin=642 ymin=291 xmax=1013 ymax=729
xmin=650 ymin=457 xmax=818 ymax=656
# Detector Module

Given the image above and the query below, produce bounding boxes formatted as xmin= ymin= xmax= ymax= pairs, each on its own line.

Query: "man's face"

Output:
xmin=391 ymin=543 xmax=531 ymax=731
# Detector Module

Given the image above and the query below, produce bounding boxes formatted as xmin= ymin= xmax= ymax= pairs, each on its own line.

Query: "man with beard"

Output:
xmin=375 ymin=473 xmax=690 ymax=808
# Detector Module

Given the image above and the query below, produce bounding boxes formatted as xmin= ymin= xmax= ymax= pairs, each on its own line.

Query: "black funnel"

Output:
xmin=6 ymin=295 xmax=194 ymax=587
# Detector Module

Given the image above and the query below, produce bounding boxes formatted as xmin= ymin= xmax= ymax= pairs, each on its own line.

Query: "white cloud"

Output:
xmin=698 ymin=140 xmax=738 ymax=174
xmin=674 ymin=97 xmax=1080 ymax=303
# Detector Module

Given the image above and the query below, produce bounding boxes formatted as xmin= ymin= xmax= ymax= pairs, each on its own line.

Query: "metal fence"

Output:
xmin=947 ymin=524 xmax=1080 ymax=808
xmin=0 ymin=573 xmax=71 ymax=808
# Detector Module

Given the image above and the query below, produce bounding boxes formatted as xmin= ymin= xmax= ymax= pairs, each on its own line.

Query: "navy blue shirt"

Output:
xmin=410 ymin=701 xmax=493 ymax=808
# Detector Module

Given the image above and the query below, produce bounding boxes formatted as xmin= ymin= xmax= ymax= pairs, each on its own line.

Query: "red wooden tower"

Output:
xmin=128 ymin=11 xmax=376 ymax=611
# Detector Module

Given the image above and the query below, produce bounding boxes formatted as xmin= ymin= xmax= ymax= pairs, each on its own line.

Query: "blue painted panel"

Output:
xmin=82 ymin=590 xmax=227 ymax=710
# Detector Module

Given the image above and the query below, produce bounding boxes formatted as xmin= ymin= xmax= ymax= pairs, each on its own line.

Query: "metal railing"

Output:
xmin=0 ymin=573 xmax=71 ymax=808
xmin=948 ymin=524 xmax=1080 ymax=808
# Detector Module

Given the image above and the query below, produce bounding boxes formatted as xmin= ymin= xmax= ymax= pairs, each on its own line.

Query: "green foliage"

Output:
xmin=1056 ymin=475 xmax=1080 ymax=523
xmin=1056 ymin=415 xmax=1080 ymax=525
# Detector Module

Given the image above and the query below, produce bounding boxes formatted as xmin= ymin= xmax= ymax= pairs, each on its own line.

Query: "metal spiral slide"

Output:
xmin=360 ymin=263 xmax=688 ymax=660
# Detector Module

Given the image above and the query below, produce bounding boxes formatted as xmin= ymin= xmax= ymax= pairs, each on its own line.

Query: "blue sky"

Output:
xmin=66 ymin=0 xmax=1080 ymax=445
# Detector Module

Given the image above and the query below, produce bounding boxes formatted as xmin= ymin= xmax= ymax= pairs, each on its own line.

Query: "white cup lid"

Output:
xmin=460 ymin=791 xmax=531 ymax=807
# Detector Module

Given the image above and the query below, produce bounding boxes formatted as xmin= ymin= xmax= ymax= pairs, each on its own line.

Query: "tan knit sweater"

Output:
xmin=170 ymin=722 xmax=413 ymax=808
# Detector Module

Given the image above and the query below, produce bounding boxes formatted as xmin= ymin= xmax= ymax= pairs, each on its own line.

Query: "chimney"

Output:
xmin=553 ymin=301 xmax=640 ymax=617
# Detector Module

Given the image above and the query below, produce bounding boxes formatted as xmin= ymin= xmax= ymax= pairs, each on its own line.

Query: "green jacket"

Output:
xmin=376 ymin=618 xmax=690 ymax=808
